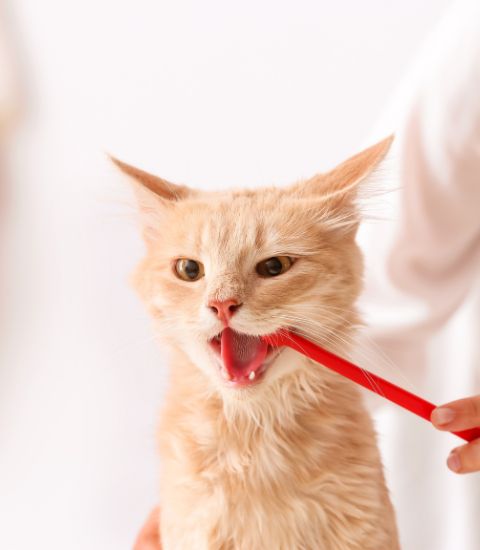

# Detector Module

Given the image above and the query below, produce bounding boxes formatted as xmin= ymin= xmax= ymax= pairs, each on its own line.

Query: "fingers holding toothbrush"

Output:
xmin=431 ymin=396 xmax=480 ymax=474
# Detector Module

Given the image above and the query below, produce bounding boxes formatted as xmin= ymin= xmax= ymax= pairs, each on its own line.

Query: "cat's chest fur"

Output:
xmin=157 ymin=351 xmax=399 ymax=550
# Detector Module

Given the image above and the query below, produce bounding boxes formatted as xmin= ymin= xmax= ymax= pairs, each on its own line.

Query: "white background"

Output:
xmin=0 ymin=1 xmax=463 ymax=549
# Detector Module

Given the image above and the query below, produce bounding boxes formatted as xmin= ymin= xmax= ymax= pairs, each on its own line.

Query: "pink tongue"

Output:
xmin=221 ymin=327 xmax=268 ymax=379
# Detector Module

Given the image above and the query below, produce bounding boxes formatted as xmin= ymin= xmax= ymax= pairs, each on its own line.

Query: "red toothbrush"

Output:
xmin=263 ymin=330 xmax=480 ymax=443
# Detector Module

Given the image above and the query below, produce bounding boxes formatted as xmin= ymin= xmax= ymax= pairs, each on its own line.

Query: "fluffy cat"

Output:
xmin=113 ymin=136 xmax=400 ymax=550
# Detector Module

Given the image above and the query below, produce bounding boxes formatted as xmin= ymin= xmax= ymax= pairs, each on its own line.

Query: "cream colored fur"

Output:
xmin=113 ymin=136 xmax=400 ymax=549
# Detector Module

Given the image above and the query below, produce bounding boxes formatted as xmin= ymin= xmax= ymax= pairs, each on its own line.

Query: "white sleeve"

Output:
xmin=357 ymin=0 xmax=480 ymax=387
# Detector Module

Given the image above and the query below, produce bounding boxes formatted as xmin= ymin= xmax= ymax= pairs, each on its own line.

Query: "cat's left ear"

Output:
xmin=110 ymin=156 xmax=192 ymax=242
xmin=110 ymin=156 xmax=191 ymax=202
xmin=290 ymin=135 xmax=393 ymax=235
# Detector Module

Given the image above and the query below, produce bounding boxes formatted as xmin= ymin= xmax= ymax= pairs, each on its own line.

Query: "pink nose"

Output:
xmin=208 ymin=298 xmax=242 ymax=324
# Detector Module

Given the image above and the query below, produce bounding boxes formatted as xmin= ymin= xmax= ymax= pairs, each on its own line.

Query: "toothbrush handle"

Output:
xmin=263 ymin=331 xmax=480 ymax=443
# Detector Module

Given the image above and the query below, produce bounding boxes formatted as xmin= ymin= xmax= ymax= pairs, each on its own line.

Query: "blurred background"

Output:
xmin=1 ymin=1 xmax=478 ymax=549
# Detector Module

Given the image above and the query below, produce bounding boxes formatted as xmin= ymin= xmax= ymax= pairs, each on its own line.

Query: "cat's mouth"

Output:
xmin=208 ymin=327 xmax=282 ymax=388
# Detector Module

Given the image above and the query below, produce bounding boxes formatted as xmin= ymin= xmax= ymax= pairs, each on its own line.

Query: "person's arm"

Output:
xmin=360 ymin=0 xmax=480 ymax=472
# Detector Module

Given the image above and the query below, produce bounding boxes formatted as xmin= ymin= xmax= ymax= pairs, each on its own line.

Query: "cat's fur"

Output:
xmin=114 ymin=137 xmax=400 ymax=549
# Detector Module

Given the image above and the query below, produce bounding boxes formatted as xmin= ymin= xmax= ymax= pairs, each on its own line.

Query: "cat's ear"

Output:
xmin=110 ymin=156 xmax=192 ymax=242
xmin=290 ymin=135 xmax=393 ymax=236
xmin=110 ymin=156 xmax=191 ymax=202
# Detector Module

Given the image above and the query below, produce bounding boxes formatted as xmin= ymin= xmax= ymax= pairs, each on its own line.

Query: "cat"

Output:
xmin=113 ymin=136 xmax=400 ymax=550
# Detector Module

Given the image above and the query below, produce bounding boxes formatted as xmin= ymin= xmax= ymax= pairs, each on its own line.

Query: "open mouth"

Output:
xmin=208 ymin=327 xmax=282 ymax=387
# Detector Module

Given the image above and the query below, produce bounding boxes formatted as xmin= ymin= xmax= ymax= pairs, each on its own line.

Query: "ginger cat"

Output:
xmin=113 ymin=137 xmax=400 ymax=550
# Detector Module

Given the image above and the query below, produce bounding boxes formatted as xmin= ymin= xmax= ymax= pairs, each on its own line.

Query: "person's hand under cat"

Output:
xmin=431 ymin=395 xmax=480 ymax=474
xmin=133 ymin=507 xmax=162 ymax=550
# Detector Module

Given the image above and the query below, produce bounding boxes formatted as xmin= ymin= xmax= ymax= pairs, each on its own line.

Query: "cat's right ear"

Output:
xmin=110 ymin=156 xmax=191 ymax=242
xmin=286 ymin=136 xmax=393 ymax=237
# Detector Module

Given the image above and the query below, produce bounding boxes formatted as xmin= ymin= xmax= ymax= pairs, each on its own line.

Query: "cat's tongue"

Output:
xmin=221 ymin=328 xmax=268 ymax=381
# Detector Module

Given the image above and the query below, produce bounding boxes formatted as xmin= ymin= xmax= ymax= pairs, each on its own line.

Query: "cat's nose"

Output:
xmin=208 ymin=298 xmax=242 ymax=324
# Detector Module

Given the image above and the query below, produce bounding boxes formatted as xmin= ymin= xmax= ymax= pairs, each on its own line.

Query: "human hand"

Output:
xmin=133 ymin=507 xmax=162 ymax=550
xmin=431 ymin=396 xmax=480 ymax=474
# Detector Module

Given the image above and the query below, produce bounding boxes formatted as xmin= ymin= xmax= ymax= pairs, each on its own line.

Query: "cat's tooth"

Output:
xmin=248 ymin=371 xmax=255 ymax=381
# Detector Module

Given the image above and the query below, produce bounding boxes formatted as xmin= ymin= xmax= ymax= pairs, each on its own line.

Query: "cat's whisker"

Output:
xmin=285 ymin=326 xmax=386 ymax=397
xmin=268 ymin=311 xmax=410 ymax=398
xmin=317 ymin=331 xmax=387 ymax=398
xmin=275 ymin=305 xmax=420 ymax=394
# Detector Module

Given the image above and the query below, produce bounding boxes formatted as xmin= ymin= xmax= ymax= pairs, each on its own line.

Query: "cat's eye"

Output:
xmin=174 ymin=259 xmax=205 ymax=281
xmin=256 ymin=256 xmax=294 ymax=278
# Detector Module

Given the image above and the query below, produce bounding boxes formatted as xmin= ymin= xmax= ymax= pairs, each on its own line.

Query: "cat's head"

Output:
xmin=113 ymin=137 xmax=392 ymax=397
